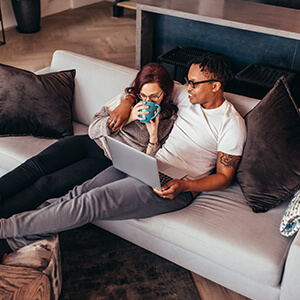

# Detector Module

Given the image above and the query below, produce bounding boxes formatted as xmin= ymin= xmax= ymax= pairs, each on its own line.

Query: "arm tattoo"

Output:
xmin=220 ymin=153 xmax=240 ymax=169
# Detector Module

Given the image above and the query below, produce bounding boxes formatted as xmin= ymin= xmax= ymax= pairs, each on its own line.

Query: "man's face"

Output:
xmin=186 ymin=64 xmax=217 ymax=107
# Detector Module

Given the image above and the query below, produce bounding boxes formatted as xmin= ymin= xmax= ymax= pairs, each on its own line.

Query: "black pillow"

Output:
xmin=236 ymin=76 xmax=300 ymax=213
xmin=0 ymin=63 xmax=76 ymax=138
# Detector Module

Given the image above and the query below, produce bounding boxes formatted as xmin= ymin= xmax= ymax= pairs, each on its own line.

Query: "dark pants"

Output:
xmin=0 ymin=135 xmax=111 ymax=218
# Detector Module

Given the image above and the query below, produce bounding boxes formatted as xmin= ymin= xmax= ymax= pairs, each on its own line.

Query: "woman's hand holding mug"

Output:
xmin=141 ymin=101 xmax=161 ymax=145
xmin=139 ymin=101 xmax=161 ymax=123
xmin=127 ymin=101 xmax=161 ymax=124
xmin=126 ymin=102 xmax=149 ymax=124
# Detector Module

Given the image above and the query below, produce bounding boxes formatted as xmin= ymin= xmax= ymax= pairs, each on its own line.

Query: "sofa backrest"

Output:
xmin=48 ymin=50 xmax=260 ymax=125
xmin=224 ymin=92 xmax=259 ymax=117
xmin=49 ymin=50 xmax=138 ymax=126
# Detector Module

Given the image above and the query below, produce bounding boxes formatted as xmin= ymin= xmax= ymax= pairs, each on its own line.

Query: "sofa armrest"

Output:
xmin=280 ymin=230 xmax=300 ymax=299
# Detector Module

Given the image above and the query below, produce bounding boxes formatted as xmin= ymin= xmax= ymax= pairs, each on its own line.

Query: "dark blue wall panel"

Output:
xmin=153 ymin=14 xmax=299 ymax=74
xmin=152 ymin=14 xmax=300 ymax=103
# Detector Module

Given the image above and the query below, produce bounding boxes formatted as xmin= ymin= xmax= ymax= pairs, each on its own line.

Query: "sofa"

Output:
xmin=0 ymin=50 xmax=299 ymax=300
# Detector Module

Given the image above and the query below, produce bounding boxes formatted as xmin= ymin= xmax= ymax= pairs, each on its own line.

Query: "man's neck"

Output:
xmin=201 ymin=95 xmax=225 ymax=109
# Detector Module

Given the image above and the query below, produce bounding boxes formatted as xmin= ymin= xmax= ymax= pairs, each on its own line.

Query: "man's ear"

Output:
xmin=212 ymin=81 xmax=222 ymax=93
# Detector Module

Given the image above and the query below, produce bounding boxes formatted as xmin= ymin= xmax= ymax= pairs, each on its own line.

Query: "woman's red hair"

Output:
xmin=125 ymin=63 xmax=177 ymax=118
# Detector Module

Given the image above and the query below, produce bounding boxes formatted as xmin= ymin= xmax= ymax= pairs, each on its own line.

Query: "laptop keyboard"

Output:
xmin=159 ymin=171 xmax=173 ymax=186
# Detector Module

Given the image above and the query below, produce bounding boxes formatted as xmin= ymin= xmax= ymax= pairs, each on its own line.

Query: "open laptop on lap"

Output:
xmin=106 ymin=136 xmax=187 ymax=190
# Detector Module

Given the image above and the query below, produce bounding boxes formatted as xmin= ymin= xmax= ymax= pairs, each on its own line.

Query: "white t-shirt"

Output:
xmin=155 ymin=84 xmax=247 ymax=180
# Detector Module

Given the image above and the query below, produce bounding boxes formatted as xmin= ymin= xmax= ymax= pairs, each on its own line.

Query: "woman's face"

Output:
xmin=138 ymin=82 xmax=164 ymax=105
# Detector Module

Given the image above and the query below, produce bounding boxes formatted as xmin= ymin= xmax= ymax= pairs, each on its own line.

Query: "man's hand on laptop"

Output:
xmin=154 ymin=179 xmax=186 ymax=199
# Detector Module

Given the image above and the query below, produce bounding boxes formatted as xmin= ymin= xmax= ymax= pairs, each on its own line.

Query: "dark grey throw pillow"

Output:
xmin=0 ymin=63 xmax=76 ymax=138
xmin=236 ymin=76 xmax=300 ymax=213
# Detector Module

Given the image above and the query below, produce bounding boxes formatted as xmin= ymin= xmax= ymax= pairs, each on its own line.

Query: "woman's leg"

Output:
xmin=0 ymin=166 xmax=193 ymax=250
xmin=0 ymin=135 xmax=102 ymax=200
xmin=0 ymin=156 xmax=112 ymax=218
xmin=0 ymin=134 xmax=112 ymax=217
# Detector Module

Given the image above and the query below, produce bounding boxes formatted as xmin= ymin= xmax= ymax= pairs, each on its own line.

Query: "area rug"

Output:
xmin=58 ymin=223 xmax=200 ymax=300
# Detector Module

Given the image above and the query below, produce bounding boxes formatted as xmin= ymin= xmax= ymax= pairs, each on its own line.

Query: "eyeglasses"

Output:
xmin=138 ymin=90 xmax=164 ymax=102
xmin=184 ymin=77 xmax=219 ymax=89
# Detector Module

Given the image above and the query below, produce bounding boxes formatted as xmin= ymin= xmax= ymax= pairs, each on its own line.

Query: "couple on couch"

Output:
xmin=0 ymin=53 xmax=246 ymax=260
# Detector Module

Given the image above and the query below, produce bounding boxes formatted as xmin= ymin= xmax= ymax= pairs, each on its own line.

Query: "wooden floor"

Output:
xmin=0 ymin=2 xmax=250 ymax=299
xmin=0 ymin=1 xmax=136 ymax=72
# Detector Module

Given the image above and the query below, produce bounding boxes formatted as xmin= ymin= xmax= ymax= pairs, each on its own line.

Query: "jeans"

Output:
xmin=0 ymin=135 xmax=111 ymax=218
xmin=0 ymin=166 xmax=193 ymax=251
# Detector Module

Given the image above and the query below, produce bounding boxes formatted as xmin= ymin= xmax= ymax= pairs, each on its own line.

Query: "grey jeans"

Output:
xmin=0 ymin=166 xmax=193 ymax=251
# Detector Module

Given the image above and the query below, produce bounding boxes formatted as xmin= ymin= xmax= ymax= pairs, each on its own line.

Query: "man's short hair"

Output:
xmin=189 ymin=53 xmax=233 ymax=89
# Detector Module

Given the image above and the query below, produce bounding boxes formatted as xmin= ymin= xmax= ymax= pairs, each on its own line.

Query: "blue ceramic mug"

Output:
xmin=139 ymin=101 xmax=161 ymax=123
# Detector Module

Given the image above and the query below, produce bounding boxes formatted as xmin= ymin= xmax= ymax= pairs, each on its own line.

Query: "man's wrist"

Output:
xmin=182 ymin=180 xmax=194 ymax=193
xmin=124 ymin=95 xmax=135 ymax=106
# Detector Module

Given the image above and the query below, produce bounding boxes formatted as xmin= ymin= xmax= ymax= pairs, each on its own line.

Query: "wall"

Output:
xmin=0 ymin=0 xmax=113 ymax=29
xmin=242 ymin=0 xmax=300 ymax=9
xmin=150 ymin=14 xmax=300 ymax=102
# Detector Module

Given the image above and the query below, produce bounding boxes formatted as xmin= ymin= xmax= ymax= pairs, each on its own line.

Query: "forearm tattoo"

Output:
xmin=220 ymin=153 xmax=240 ymax=169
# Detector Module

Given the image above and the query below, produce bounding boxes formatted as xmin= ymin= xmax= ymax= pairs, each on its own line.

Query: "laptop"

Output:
xmin=105 ymin=136 xmax=187 ymax=190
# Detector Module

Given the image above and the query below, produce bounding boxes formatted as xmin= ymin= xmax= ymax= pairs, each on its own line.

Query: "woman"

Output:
xmin=0 ymin=61 xmax=191 ymax=260
xmin=0 ymin=63 xmax=177 ymax=218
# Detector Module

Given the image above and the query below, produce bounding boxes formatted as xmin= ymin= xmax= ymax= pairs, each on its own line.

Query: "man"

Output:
xmin=154 ymin=54 xmax=245 ymax=199
xmin=0 ymin=53 xmax=246 ymax=258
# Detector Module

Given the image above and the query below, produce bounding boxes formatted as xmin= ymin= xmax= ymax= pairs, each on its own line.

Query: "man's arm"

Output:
xmin=108 ymin=95 xmax=135 ymax=131
xmin=154 ymin=152 xmax=241 ymax=199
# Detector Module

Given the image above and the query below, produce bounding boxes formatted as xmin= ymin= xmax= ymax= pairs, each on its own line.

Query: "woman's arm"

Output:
xmin=145 ymin=110 xmax=160 ymax=155
xmin=88 ymin=107 xmax=111 ymax=140
xmin=88 ymin=94 xmax=137 ymax=140
xmin=89 ymin=100 xmax=150 ymax=141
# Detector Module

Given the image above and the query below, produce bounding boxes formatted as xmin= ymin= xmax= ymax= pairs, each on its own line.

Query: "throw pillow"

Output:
xmin=0 ymin=63 xmax=76 ymax=138
xmin=236 ymin=76 xmax=300 ymax=213
xmin=280 ymin=190 xmax=300 ymax=237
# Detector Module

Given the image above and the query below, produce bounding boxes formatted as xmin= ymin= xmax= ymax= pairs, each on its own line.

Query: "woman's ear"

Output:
xmin=212 ymin=81 xmax=222 ymax=93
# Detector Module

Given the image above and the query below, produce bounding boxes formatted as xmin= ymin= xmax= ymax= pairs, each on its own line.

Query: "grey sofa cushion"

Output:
xmin=236 ymin=76 xmax=300 ymax=213
xmin=124 ymin=181 xmax=292 ymax=286
xmin=0 ymin=122 xmax=88 ymax=172
xmin=0 ymin=64 xmax=75 ymax=139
